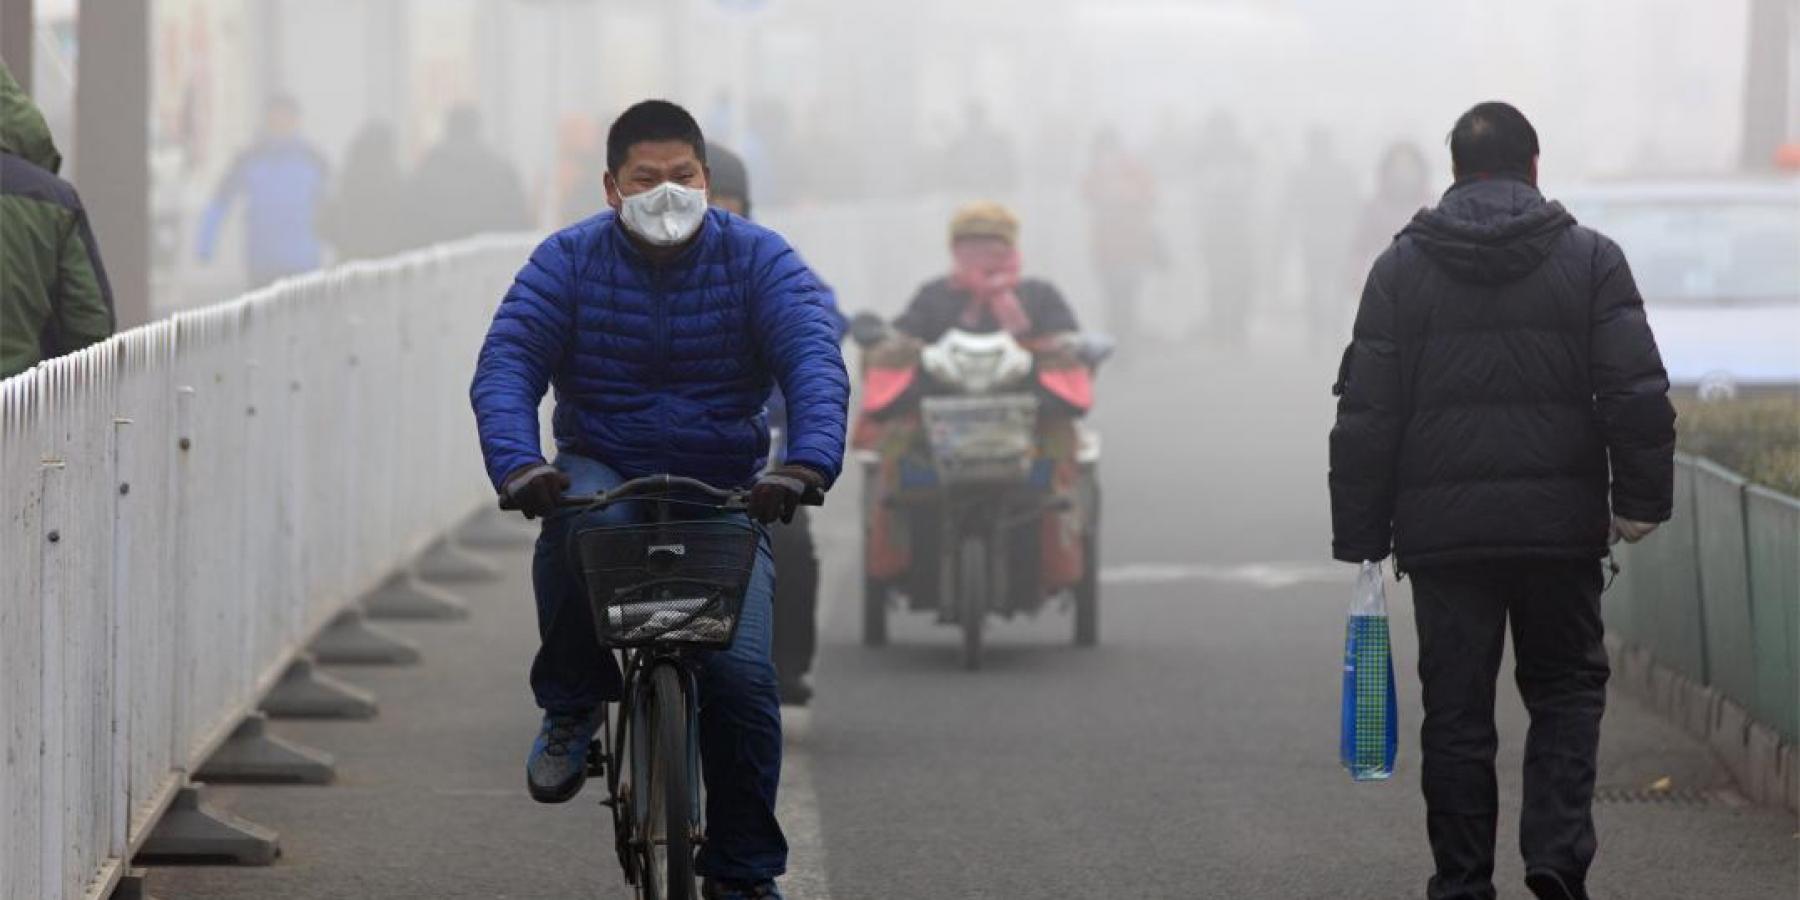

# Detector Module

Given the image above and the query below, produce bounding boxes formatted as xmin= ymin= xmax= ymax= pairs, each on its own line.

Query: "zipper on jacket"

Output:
xmin=651 ymin=265 xmax=672 ymax=470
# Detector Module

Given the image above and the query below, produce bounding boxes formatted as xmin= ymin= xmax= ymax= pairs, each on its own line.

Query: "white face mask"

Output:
xmin=617 ymin=181 xmax=708 ymax=246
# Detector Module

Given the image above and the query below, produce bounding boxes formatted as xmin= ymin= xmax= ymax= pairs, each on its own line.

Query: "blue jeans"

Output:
xmin=531 ymin=453 xmax=788 ymax=882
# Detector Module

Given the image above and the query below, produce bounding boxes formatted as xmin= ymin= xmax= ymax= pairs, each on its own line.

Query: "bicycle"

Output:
xmin=556 ymin=474 xmax=816 ymax=900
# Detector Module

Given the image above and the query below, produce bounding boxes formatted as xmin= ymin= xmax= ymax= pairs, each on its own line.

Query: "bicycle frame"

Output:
xmin=558 ymin=473 xmax=819 ymax=898
xmin=560 ymin=476 xmax=744 ymax=898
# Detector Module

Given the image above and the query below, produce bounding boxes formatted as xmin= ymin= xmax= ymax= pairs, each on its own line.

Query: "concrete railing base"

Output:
xmin=259 ymin=656 xmax=378 ymax=720
xmin=362 ymin=571 xmax=469 ymax=621
xmin=456 ymin=505 xmax=537 ymax=549
xmin=414 ymin=536 xmax=504 ymax=583
xmin=309 ymin=608 xmax=422 ymax=665
xmin=194 ymin=714 xmax=335 ymax=784
xmin=134 ymin=787 xmax=279 ymax=866
xmin=1607 ymin=636 xmax=1798 ymax=812
xmin=109 ymin=868 xmax=155 ymax=900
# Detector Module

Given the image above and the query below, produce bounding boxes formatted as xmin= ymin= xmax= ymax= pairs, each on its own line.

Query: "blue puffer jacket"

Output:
xmin=471 ymin=207 xmax=849 ymax=494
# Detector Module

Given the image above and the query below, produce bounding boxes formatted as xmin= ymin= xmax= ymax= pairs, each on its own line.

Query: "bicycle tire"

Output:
xmin=639 ymin=664 xmax=697 ymax=900
xmin=959 ymin=534 xmax=986 ymax=671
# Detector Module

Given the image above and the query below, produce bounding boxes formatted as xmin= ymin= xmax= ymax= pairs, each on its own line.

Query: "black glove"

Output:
xmin=748 ymin=464 xmax=825 ymax=524
xmin=499 ymin=463 xmax=572 ymax=520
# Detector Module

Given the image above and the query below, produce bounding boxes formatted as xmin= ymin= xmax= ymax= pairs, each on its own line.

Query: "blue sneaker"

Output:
xmin=702 ymin=879 xmax=783 ymax=900
xmin=526 ymin=709 xmax=598 ymax=804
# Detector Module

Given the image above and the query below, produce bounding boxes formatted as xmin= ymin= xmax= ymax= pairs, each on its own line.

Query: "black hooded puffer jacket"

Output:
xmin=1329 ymin=176 xmax=1676 ymax=568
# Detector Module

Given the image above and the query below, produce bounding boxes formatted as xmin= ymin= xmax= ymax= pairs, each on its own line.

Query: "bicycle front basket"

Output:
xmin=920 ymin=393 xmax=1040 ymax=484
xmin=573 ymin=518 xmax=761 ymax=650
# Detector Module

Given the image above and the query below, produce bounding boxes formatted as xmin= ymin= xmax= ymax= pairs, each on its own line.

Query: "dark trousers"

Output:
xmin=770 ymin=507 xmax=819 ymax=683
xmin=529 ymin=454 xmax=787 ymax=881
xmin=1409 ymin=559 xmax=1609 ymax=900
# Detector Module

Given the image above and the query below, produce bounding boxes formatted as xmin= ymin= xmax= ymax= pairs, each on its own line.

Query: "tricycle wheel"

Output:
xmin=1074 ymin=529 xmax=1099 ymax=647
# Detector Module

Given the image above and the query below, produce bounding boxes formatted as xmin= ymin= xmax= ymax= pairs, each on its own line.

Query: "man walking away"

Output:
xmin=196 ymin=95 xmax=329 ymax=288
xmin=0 ymin=59 xmax=113 ymax=379
xmin=1329 ymin=101 xmax=1675 ymax=900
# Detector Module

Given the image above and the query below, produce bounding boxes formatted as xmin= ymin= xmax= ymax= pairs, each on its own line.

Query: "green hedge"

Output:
xmin=1675 ymin=396 xmax=1800 ymax=496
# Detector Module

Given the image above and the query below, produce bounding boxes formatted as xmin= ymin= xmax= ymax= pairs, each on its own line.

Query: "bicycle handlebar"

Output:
xmin=554 ymin=473 xmax=824 ymax=511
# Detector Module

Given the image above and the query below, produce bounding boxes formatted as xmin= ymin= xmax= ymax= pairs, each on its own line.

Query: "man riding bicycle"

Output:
xmin=470 ymin=100 xmax=849 ymax=900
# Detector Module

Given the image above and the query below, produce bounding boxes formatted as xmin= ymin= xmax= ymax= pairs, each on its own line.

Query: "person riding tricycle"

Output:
xmin=851 ymin=201 xmax=1108 ymax=669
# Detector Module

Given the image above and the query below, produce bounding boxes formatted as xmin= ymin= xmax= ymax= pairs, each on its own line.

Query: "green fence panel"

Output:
xmin=1642 ymin=458 xmax=1708 ymax=683
xmin=1745 ymin=484 xmax=1800 ymax=741
xmin=1605 ymin=536 xmax=1643 ymax=645
xmin=1693 ymin=459 xmax=1757 ymax=711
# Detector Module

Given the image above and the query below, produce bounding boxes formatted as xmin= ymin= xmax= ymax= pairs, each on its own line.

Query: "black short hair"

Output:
xmin=606 ymin=100 xmax=706 ymax=173
xmin=1448 ymin=101 xmax=1539 ymax=177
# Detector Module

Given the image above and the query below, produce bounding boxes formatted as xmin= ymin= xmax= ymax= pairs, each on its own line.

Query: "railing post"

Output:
xmin=37 ymin=381 xmax=66 ymax=899
xmin=110 ymin=374 xmax=133 ymax=861
xmin=170 ymin=382 xmax=196 ymax=773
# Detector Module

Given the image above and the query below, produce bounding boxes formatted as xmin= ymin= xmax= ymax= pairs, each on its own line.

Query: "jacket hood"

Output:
xmin=0 ymin=61 xmax=61 ymax=173
xmin=1402 ymin=176 xmax=1574 ymax=284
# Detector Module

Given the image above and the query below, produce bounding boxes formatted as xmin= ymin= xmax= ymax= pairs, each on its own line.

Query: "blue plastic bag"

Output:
xmin=1340 ymin=560 xmax=1398 ymax=781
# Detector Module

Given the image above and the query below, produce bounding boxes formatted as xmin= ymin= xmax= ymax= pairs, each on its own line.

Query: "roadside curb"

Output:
xmin=1606 ymin=635 xmax=1798 ymax=812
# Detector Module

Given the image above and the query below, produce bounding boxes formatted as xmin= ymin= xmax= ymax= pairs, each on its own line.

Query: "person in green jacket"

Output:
xmin=0 ymin=59 xmax=114 ymax=379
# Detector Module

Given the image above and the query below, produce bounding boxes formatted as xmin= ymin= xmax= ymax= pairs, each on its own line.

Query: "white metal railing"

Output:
xmin=0 ymin=236 xmax=530 ymax=900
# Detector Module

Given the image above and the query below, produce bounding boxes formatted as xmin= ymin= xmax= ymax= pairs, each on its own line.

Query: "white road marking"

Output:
xmin=778 ymin=706 xmax=830 ymax=900
xmin=769 ymin=527 xmax=854 ymax=899
xmin=1100 ymin=560 xmax=1348 ymax=589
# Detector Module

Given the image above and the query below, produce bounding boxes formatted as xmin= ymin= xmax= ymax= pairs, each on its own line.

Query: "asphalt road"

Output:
xmin=147 ymin=322 xmax=1798 ymax=899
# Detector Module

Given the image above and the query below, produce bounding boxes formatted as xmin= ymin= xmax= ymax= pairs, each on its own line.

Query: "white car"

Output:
xmin=1561 ymin=179 xmax=1800 ymax=398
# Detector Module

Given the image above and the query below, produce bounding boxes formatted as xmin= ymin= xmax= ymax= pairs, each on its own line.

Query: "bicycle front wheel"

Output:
xmin=637 ymin=663 xmax=697 ymax=900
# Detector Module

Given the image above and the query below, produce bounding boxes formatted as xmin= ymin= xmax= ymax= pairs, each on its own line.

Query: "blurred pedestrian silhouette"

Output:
xmin=1194 ymin=110 xmax=1258 ymax=342
xmin=1082 ymin=127 xmax=1161 ymax=342
xmin=1283 ymin=127 xmax=1359 ymax=347
xmin=553 ymin=113 xmax=605 ymax=226
xmin=195 ymin=94 xmax=329 ymax=288
xmin=407 ymin=106 xmax=532 ymax=245
xmin=1347 ymin=141 xmax=1433 ymax=284
xmin=318 ymin=122 xmax=411 ymax=262
xmin=943 ymin=102 xmax=1018 ymax=195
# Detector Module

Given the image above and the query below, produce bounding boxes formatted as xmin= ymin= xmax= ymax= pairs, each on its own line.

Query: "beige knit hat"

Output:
xmin=948 ymin=200 xmax=1020 ymax=246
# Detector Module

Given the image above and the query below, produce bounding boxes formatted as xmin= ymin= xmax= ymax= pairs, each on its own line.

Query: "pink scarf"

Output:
xmin=951 ymin=242 xmax=1031 ymax=336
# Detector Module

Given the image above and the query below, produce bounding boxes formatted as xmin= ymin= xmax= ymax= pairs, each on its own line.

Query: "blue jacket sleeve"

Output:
xmin=748 ymin=231 xmax=850 ymax=488
xmin=470 ymin=234 xmax=576 ymax=491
